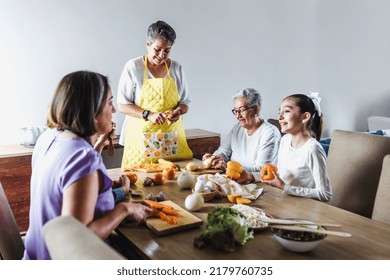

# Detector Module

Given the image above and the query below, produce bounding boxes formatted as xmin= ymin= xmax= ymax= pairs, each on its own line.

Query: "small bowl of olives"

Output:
xmin=271 ymin=220 xmax=327 ymax=253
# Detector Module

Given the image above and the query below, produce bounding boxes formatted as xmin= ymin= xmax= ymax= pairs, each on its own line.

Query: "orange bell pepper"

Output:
xmin=260 ymin=164 xmax=278 ymax=181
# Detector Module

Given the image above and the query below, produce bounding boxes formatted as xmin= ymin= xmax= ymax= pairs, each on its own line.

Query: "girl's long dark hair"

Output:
xmin=284 ymin=94 xmax=323 ymax=141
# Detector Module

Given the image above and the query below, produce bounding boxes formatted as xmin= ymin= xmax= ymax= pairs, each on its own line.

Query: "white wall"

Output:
xmin=1 ymin=0 xmax=390 ymax=146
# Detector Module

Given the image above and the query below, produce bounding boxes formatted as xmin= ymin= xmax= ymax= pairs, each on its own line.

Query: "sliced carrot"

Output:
xmin=154 ymin=210 xmax=170 ymax=223
xmin=145 ymin=200 xmax=180 ymax=224
xmin=154 ymin=210 xmax=177 ymax=224
xmin=169 ymin=216 xmax=178 ymax=225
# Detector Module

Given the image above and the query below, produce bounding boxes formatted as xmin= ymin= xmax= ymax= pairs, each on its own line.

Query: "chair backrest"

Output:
xmin=326 ymin=130 xmax=390 ymax=218
xmin=43 ymin=215 xmax=125 ymax=260
xmin=368 ymin=116 xmax=390 ymax=131
xmin=0 ymin=182 xmax=25 ymax=260
xmin=267 ymin=118 xmax=284 ymax=136
xmin=372 ymin=155 xmax=390 ymax=224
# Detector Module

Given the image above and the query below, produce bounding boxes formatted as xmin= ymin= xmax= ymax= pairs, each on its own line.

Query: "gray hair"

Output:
xmin=147 ymin=21 xmax=176 ymax=45
xmin=232 ymin=88 xmax=262 ymax=109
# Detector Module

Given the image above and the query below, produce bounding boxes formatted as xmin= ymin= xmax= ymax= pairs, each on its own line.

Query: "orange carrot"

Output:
xmin=161 ymin=207 xmax=180 ymax=217
xmin=144 ymin=200 xmax=174 ymax=210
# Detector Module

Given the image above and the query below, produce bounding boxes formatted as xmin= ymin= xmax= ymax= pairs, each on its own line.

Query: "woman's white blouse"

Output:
xmin=214 ymin=120 xmax=281 ymax=180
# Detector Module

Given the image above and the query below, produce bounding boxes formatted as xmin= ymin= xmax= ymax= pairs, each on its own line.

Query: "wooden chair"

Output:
xmin=43 ymin=215 xmax=125 ymax=260
xmin=372 ymin=155 xmax=390 ymax=224
xmin=326 ymin=130 xmax=390 ymax=218
xmin=0 ymin=182 xmax=25 ymax=260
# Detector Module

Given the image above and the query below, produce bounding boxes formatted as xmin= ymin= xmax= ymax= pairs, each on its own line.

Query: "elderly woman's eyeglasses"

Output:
xmin=231 ymin=106 xmax=255 ymax=116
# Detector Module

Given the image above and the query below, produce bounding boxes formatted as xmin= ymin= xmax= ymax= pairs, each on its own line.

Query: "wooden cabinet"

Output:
xmin=0 ymin=145 xmax=33 ymax=232
xmin=0 ymin=129 xmax=220 ymax=232
xmin=185 ymin=129 xmax=220 ymax=159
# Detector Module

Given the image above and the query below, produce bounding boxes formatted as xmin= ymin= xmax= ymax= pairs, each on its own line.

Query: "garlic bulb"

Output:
xmin=205 ymin=181 xmax=216 ymax=191
xmin=186 ymin=162 xmax=198 ymax=171
xmin=203 ymin=158 xmax=212 ymax=169
xmin=194 ymin=181 xmax=206 ymax=193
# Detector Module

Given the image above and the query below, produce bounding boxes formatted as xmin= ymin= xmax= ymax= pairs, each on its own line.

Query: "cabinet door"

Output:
xmin=187 ymin=137 xmax=220 ymax=159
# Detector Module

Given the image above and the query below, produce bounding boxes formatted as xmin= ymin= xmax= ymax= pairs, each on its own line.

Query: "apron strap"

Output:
xmin=164 ymin=60 xmax=172 ymax=79
xmin=143 ymin=55 xmax=172 ymax=80
xmin=143 ymin=55 xmax=148 ymax=81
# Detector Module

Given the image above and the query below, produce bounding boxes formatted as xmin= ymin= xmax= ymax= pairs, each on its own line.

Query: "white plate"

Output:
xmin=250 ymin=207 xmax=272 ymax=231
xmin=231 ymin=205 xmax=271 ymax=231
xmin=242 ymin=188 xmax=263 ymax=200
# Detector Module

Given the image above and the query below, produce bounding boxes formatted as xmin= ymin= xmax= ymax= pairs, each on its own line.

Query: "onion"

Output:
xmin=185 ymin=193 xmax=204 ymax=211
xmin=177 ymin=171 xmax=196 ymax=190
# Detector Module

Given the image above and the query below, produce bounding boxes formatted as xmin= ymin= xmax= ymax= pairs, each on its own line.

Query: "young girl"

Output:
xmin=263 ymin=93 xmax=332 ymax=202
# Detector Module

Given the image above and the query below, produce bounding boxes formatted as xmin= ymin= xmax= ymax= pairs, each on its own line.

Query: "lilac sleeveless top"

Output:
xmin=22 ymin=129 xmax=114 ymax=260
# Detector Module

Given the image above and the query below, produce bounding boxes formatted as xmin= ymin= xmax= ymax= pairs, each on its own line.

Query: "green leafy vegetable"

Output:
xmin=194 ymin=206 xmax=253 ymax=253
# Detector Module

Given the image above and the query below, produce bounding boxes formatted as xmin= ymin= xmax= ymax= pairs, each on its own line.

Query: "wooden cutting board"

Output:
xmin=181 ymin=167 xmax=224 ymax=175
xmin=129 ymin=164 xmax=180 ymax=173
xmin=146 ymin=200 xmax=203 ymax=236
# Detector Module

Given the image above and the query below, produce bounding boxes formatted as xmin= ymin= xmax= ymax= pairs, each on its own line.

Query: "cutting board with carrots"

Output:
xmin=146 ymin=200 xmax=203 ymax=236
xmin=180 ymin=167 xmax=224 ymax=175
xmin=128 ymin=164 xmax=180 ymax=173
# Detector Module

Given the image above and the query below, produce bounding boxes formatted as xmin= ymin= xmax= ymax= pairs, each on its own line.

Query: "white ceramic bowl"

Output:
xmin=271 ymin=222 xmax=327 ymax=253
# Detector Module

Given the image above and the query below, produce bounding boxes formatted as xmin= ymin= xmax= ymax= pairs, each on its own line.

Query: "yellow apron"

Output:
xmin=121 ymin=56 xmax=193 ymax=168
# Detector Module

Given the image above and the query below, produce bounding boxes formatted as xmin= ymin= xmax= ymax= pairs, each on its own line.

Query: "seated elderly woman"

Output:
xmin=203 ymin=88 xmax=281 ymax=183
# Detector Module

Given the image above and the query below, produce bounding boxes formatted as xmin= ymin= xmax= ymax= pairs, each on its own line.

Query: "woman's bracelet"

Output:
xmin=112 ymin=187 xmax=125 ymax=203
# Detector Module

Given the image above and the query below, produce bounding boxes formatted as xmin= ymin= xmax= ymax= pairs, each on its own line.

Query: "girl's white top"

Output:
xmin=278 ymin=134 xmax=332 ymax=202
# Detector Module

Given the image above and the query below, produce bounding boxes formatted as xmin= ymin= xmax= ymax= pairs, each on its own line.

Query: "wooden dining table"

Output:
xmin=107 ymin=161 xmax=390 ymax=260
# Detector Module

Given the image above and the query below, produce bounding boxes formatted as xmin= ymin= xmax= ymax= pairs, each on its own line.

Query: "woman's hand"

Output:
xmin=148 ymin=112 xmax=166 ymax=125
xmin=201 ymin=153 xmax=226 ymax=170
xmin=164 ymin=108 xmax=181 ymax=123
xmin=236 ymin=170 xmax=255 ymax=184
xmin=94 ymin=122 xmax=116 ymax=154
xmin=123 ymin=202 xmax=154 ymax=224
xmin=202 ymin=153 xmax=213 ymax=161
xmin=211 ymin=157 xmax=226 ymax=171
xmin=262 ymin=170 xmax=285 ymax=190
xmin=119 ymin=174 xmax=130 ymax=196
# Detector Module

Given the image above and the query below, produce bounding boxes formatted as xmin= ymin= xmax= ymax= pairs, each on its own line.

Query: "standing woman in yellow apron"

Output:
xmin=117 ymin=21 xmax=193 ymax=168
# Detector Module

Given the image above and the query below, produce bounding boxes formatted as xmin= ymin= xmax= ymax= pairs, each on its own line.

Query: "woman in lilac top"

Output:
xmin=23 ymin=71 xmax=153 ymax=260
